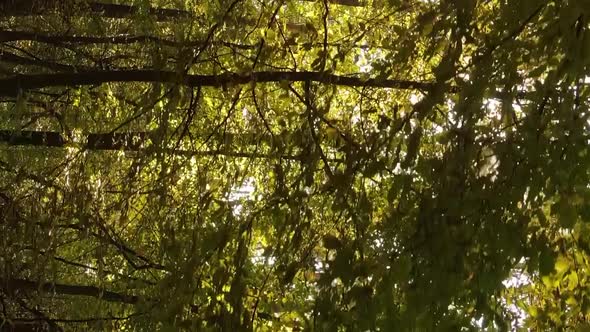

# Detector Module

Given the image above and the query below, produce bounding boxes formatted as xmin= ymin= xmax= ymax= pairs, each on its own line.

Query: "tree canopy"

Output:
xmin=1 ymin=0 xmax=590 ymax=330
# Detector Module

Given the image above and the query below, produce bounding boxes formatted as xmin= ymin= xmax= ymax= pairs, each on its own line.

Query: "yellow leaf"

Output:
xmin=566 ymin=296 xmax=578 ymax=306
xmin=555 ymin=255 xmax=570 ymax=274
xmin=568 ymin=271 xmax=579 ymax=290
xmin=325 ymin=127 xmax=339 ymax=140
xmin=529 ymin=306 xmax=538 ymax=317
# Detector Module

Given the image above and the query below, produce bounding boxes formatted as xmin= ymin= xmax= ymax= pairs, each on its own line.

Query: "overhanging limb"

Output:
xmin=0 ymin=70 xmax=434 ymax=97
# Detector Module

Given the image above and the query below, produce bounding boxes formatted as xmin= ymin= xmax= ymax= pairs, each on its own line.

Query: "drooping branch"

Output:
xmin=0 ymin=130 xmax=66 ymax=148
xmin=0 ymin=30 xmax=255 ymax=50
xmin=1 ymin=278 xmax=269 ymax=325
xmin=0 ymin=130 xmax=311 ymax=160
xmin=0 ymin=70 xmax=434 ymax=97
xmin=0 ymin=0 xmax=191 ymax=21
xmin=303 ymin=0 xmax=362 ymax=6
xmin=10 ymin=313 xmax=143 ymax=324
xmin=0 ymin=50 xmax=78 ymax=72
xmin=0 ymin=29 xmax=398 ymax=52
xmin=0 ymin=30 xmax=174 ymax=45
xmin=1 ymin=278 xmax=139 ymax=304
xmin=0 ymin=320 xmax=53 ymax=332
xmin=0 ymin=130 xmax=350 ymax=162
xmin=0 ymin=130 xmax=272 ymax=150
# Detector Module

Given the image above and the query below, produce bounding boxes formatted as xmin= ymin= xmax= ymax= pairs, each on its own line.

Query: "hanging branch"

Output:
xmin=0 ymin=130 xmax=330 ymax=161
xmin=0 ymin=0 xmax=192 ymax=21
xmin=2 ymin=278 xmax=139 ymax=304
xmin=0 ymin=70 xmax=434 ymax=97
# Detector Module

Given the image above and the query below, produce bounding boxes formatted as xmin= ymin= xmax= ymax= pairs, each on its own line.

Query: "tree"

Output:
xmin=0 ymin=0 xmax=589 ymax=330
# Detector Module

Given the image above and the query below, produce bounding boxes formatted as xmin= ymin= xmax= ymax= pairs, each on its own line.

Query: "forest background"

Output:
xmin=1 ymin=0 xmax=590 ymax=330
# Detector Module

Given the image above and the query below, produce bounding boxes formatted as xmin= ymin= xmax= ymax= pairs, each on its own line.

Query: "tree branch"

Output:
xmin=1 ymin=278 xmax=139 ymax=304
xmin=0 ymin=0 xmax=191 ymax=21
xmin=0 ymin=70 xmax=433 ymax=97
xmin=0 ymin=30 xmax=254 ymax=50
xmin=0 ymin=130 xmax=348 ymax=161
xmin=0 ymin=50 xmax=78 ymax=72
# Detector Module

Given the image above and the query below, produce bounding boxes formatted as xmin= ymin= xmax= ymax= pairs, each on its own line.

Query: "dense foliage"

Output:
xmin=1 ymin=0 xmax=590 ymax=330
